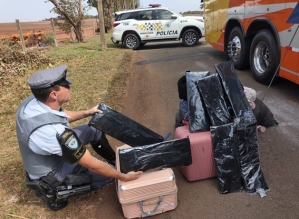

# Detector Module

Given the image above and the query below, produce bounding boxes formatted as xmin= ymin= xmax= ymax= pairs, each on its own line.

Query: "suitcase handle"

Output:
xmin=143 ymin=198 xmax=161 ymax=206
xmin=139 ymin=195 xmax=163 ymax=216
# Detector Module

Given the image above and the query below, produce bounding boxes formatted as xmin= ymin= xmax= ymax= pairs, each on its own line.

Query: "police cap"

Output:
xmin=27 ymin=65 xmax=72 ymax=89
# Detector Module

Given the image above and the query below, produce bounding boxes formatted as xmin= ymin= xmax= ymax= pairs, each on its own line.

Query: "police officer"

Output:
xmin=16 ymin=65 xmax=142 ymax=210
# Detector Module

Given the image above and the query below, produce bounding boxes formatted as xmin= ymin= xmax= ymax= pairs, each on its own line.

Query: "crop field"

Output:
xmin=0 ymin=19 xmax=97 ymax=41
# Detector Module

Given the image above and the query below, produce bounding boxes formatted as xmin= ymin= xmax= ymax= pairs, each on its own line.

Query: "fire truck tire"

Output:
xmin=227 ymin=27 xmax=249 ymax=69
xmin=250 ymin=30 xmax=279 ymax=85
xmin=124 ymin=33 xmax=140 ymax=50
xmin=182 ymin=29 xmax=199 ymax=47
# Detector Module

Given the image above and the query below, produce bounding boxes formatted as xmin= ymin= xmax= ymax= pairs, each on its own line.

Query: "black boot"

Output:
xmin=34 ymin=188 xmax=68 ymax=211
xmin=91 ymin=133 xmax=116 ymax=166
xmin=26 ymin=172 xmax=68 ymax=211
xmin=44 ymin=196 xmax=68 ymax=211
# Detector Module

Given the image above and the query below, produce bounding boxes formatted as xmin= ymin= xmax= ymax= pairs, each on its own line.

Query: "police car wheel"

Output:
xmin=182 ymin=29 xmax=199 ymax=47
xmin=124 ymin=34 xmax=140 ymax=50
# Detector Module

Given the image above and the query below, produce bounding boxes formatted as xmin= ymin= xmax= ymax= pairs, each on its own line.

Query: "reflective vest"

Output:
xmin=16 ymin=95 xmax=68 ymax=177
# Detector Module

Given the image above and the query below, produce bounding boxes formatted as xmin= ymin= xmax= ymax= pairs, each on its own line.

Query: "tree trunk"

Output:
xmin=76 ymin=0 xmax=84 ymax=42
xmin=75 ymin=21 xmax=84 ymax=42
xmin=114 ymin=0 xmax=121 ymax=12
xmin=106 ymin=1 xmax=113 ymax=30
xmin=97 ymin=0 xmax=107 ymax=50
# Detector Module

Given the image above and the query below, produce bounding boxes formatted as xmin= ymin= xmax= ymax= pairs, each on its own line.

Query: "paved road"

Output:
xmin=97 ymin=39 xmax=299 ymax=219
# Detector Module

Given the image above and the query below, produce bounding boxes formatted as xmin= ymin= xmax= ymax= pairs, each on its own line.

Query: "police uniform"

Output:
xmin=16 ymin=65 xmax=116 ymax=194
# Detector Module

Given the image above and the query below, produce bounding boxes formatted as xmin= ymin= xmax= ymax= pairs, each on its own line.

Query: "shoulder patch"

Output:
xmin=65 ymin=135 xmax=79 ymax=149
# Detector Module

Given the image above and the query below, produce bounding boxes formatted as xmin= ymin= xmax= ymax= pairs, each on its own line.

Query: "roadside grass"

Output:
xmin=0 ymin=33 xmax=133 ymax=218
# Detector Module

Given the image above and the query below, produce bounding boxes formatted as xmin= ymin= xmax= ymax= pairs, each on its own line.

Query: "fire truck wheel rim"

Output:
xmin=253 ymin=42 xmax=269 ymax=75
xmin=230 ymin=36 xmax=241 ymax=61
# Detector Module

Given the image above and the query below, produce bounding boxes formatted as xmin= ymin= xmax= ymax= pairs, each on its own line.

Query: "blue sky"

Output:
xmin=0 ymin=0 xmax=202 ymax=23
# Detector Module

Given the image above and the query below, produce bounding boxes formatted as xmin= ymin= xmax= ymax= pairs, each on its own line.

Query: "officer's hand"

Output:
xmin=88 ymin=105 xmax=103 ymax=116
xmin=123 ymin=171 xmax=143 ymax=181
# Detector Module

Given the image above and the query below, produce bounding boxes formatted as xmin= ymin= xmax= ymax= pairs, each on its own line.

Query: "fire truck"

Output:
xmin=204 ymin=0 xmax=299 ymax=85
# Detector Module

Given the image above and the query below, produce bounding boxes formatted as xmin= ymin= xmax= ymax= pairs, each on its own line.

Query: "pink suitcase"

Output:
xmin=116 ymin=145 xmax=178 ymax=219
xmin=174 ymin=125 xmax=217 ymax=181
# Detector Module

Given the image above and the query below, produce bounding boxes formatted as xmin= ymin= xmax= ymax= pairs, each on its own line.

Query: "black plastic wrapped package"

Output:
xmin=211 ymin=123 xmax=243 ymax=194
xmin=186 ymin=71 xmax=211 ymax=132
xmin=118 ymin=138 xmax=192 ymax=173
xmin=215 ymin=61 xmax=255 ymax=119
xmin=234 ymin=117 xmax=269 ymax=197
xmin=197 ymin=74 xmax=232 ymax=126
xmin=88 ymin=103 xmax=164 ymax=147
xmin=177 ymin=75 xmax=188 ymax=100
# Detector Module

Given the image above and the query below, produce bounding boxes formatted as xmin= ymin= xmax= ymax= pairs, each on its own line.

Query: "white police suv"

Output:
xmin=111 ymin=4 xmax=205 ymax=50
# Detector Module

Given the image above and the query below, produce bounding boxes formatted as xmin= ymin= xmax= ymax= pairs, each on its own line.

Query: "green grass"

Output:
xmin=0 ymin=33 xmax=133 ymax=218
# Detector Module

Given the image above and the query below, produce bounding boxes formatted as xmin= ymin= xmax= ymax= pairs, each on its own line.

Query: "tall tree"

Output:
xmin=88 ymin=0 xmax=112 ymax=30
xmin=97 ymin=0 xmax=107 ymax=50
xmin=47 ymin=0 xmax=90 ymax=42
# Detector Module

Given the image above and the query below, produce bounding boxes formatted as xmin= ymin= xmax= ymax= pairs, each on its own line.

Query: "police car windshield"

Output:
xmin=167 ymin=9 xmax=182 ymax=17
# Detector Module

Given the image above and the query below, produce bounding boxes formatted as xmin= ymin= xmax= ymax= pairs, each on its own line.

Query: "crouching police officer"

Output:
xmin=16 ymin=65 xmax=142 ymax=210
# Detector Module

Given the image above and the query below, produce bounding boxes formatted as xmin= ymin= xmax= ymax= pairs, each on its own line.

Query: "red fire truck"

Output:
xmin=204 ymin=0 xmax=299 ymax=85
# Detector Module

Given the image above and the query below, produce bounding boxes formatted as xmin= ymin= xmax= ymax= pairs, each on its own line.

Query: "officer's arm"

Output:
xmin=78 ymin=149 xmax=142 ymax=182
xmin=56 ymin=128 xmax=141 ymax=181
xmin=64 ymin=105 xmax=102 ymax=123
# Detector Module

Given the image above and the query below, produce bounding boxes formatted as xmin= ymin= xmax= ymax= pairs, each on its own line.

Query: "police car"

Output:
xmin=111 ymin=4 xmax=205 ymax=50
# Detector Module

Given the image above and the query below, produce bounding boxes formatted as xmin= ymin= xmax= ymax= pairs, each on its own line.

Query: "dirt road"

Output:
xmin=96 ymin=39 xmax=299 ymax=219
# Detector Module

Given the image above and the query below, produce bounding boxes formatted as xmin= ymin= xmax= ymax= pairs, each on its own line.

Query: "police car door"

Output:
xmin=154 ymin=9 xmax=180 ymax=39
xmin=134 ymin=10 xmax=156 ymax=40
